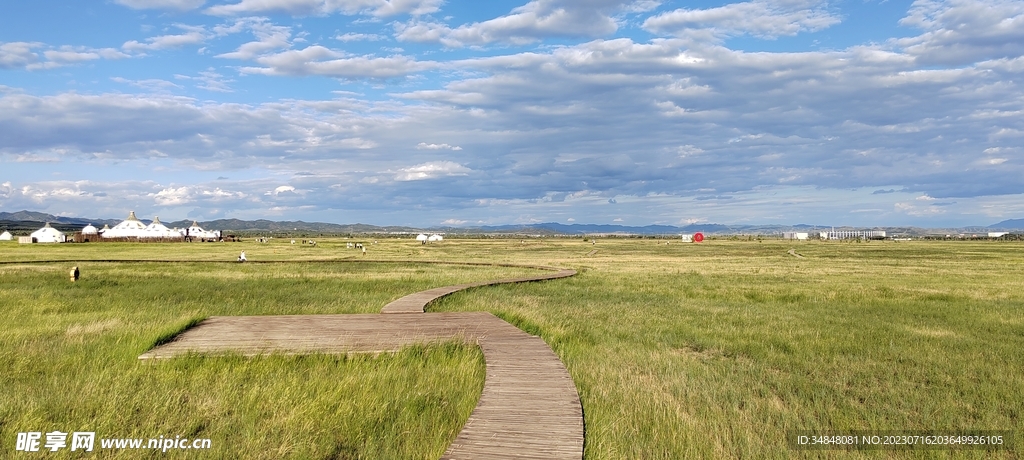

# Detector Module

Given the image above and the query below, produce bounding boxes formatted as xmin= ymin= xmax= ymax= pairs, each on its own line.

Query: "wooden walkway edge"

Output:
xmin=140 ymin=263 xmax=583 ymax=459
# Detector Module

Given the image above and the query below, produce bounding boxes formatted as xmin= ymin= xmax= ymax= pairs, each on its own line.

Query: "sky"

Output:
xmin=1 ymin=0 xmax=1022 ymax=228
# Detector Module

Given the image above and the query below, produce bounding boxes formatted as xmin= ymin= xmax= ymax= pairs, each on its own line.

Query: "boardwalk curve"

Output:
xmin=140 ymin=262 xmax=582 ymax=459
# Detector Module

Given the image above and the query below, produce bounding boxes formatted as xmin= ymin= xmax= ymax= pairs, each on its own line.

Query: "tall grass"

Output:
xmin=2 ymin=238 xmax=1022 ymax=458
xmin=0 ymin=249 xmax=533 ymax=458
xmin=429 ymin=238 xmax=1024 ymax=459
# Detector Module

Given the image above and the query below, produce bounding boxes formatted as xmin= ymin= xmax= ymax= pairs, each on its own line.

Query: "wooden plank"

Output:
xmin=141 ymin=263 xmax=583 ymax=459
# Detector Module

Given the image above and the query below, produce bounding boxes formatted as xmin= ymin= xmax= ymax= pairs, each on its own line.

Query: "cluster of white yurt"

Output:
xmin=98 ymin=211 xmax=220 ymax=240
xmin=415 ymin=233 xmax=444 ymax=243
xmin=185 ymin=220 xmax=220 ymax=239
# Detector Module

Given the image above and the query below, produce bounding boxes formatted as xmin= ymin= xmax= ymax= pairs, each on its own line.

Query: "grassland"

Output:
xmin=2 ymin=237 xmax=1022 ymax=458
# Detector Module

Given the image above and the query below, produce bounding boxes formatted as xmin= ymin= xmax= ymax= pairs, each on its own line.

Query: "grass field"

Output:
xmin=2 ymin=237 xmax=1022 ymax=458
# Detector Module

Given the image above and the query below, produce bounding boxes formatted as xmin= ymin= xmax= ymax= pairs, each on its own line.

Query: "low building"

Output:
xmin=820 ymin=230 xmax=886 ymax=240
xmin=783 ymin=232 xmax=809 ymax=240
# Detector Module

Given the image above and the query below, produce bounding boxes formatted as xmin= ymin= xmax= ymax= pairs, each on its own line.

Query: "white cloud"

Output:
xmin=395 ymin=161 xmax=471 ymax=181
xmin=335 ymin=32 xmax=386 ymax=42
xmin=175 ymin=68 xmax=235 ymax=92
xmin=0 ymin=42 xmax=41 ymax=69
xmin=205 ymin=0 xmax=442 ymax=17
xmin=236 ymin=46 xmax=434 ymax=78
xmin=2 ymin=42 xmax=128 ymax=70
xmin=394 ymin=0 xmax=620 ymax=47
xmin=123 ymin=27 xmax=209 ymax=52
xmin=268 ymin=185 xmax=296 ymax=195
xmin=896 ymin=0 xmax=1024 ymax=65
xmin=643 ymin=0 xmax=840 ymax=40
xmin=112 ymin=77 xmax=184 ymax=92
xmin=215 ymin=20 xmax=293 ymax=60
xmin=416 ymin=142 xmax=462 ymax=150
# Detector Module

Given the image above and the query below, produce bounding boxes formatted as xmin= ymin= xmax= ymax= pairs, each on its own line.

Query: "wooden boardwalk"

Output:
xmin=382 ymin=267 xmax=577 ymax=313
xmin=140 ymin=264 xmax=582 ymax=459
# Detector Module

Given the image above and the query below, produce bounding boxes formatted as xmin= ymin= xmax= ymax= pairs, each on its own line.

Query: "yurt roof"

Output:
xmin=32 ymin=223 xmax=64 ymax=235
xmin=146 ymin=216 xmax=170 ymax=231
xmin=0 ymin=230 xmax=12 ymax=240
xmin=82 ymin=224 xmax=98 ymax=234
xmin=111 ymin=212 xmax=148 ymax=231
xmin=416 ymin=234 xmax=428 ymax=240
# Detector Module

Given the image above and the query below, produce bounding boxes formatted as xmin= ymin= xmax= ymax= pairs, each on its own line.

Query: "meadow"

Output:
xmin=1 ymin=237 xmax=1021 ymax=458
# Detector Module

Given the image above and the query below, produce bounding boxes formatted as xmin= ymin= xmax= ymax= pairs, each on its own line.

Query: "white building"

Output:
xmin=185 ymin=221 xmax=219 ymax=240
xmin=82 ymin=224 xmax=98 ymax=235
xmin=103 ymin=211 xmax=149 ymax=238
xmin=783 ymin=232 xmax=809 ymax=240
xmin=820 ymin=230 xmax=886 ymax=240
xmin=0 ymin=231 xmax=12 ymax=241
xmin=30 ymin=223 xmax=66 ymax=243
xmin=144 ymin=217 xmax=179 ymax=238
xmin=427 ymin=234 xmax=444 ymax=242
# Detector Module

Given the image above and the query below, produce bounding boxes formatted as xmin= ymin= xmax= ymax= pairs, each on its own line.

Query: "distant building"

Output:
xmin=30 ymin=223 xmax=66 ymax=243
xmin=783 ymin=232 xmax=809 ymax=240
xmin=103 ymin=211 xmax=149 ymax=238
xmin=820 ymin=230 xmax=886 ymax=240
xmin=0 ymin=230 xmax=12 ymax=241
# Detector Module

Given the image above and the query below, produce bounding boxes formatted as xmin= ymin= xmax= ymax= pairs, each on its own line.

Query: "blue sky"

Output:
xmin=2 ymin=0 xmax=1022 ymax=227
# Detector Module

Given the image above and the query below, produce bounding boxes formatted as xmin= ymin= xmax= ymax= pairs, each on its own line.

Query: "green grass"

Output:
xmin=2 ymin=238 xmax=1023 ymax=458
xmin=0 ymin=242 xmax=541 ymax=459
xmin=428 ymin=238 xmax=1024 ymax=459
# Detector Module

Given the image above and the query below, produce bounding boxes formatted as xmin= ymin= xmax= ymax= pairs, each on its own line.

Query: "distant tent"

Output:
xmin=416 ymin=234 xmax=428 ymax=242
xmin=103 ymin=211 xmax=148 ymax=238
xmin=31 ymin=223 xmax=66 ymax=243
xmin=427 ymin=234 xmax=443 ymax=242
xmin=0 ymin=231 xmax=12 ymax=241
xmin=144 ymin=216 xmax=177 ymax=238
xmin=82 ymin=224 xmax=98 ymax=235
xmin=186 ymin=221 xmax=219 ymax=240
xmin=99 ymin=224 xmax=110 ymax=233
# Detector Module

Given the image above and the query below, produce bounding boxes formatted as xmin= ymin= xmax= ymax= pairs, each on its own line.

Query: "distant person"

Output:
xmin=238 ymin=251 xmax=247 ymax=262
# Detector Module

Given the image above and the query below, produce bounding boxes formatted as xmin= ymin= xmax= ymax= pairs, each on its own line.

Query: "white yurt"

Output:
xmin=82 ymin=224 xmax=98 ymax=235
xmin=144 ymin=216 xmax=177 ymax=238
xmin=31 ymin=223 xmax=66 ymax=243
xmin=0 ymin=231 xmax=12 ymax=241
xmin=416 ymin=234 xmax=428 ymax=242
xmin=99 ymin=224 xmax=110 ymax=234
xmin=103 ymin=211 xmax=148 ymax=238
xmin=427 ymin=234 xmax=444 ymax=242
xmin=185 ymin=221 xmax=219 ymax=240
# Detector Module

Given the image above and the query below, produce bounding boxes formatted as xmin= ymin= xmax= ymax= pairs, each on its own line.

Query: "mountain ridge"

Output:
xmin=2 ymin=210 xmax=1023 ymax=235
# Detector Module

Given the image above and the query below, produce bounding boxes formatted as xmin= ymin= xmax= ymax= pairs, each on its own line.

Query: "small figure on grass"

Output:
xmin=238 ymin=251 xmax=247 ymax=262
xmin=70 ymin=266 xmax=79 ymax=282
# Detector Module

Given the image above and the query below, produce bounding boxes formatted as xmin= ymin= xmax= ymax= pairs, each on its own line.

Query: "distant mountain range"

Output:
xmin=2 ymin=210 xmax=1023 ymax=235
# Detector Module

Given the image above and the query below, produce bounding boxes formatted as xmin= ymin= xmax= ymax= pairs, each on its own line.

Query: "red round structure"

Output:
xmin=693 ymin=232 xmax=705 ymax=242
